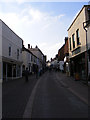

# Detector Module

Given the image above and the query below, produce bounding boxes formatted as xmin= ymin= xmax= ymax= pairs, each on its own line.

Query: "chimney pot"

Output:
xmin=28 ymin=44 xmax=30 ymax=49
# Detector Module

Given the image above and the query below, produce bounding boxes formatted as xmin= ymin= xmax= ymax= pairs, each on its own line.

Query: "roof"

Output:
xmin=22 ymin=46 xmax=38 ymax=59
xmin=67 ymin=5 xmax=90 ymax=31
xmin=0 ymin=19 xmax=23 ymax=42
xmin=29 ymin=47 xmax=44 ymax=56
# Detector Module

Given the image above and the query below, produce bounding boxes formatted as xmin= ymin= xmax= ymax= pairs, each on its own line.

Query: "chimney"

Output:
xmin=28 ymin=44 xmax=30 ymax=49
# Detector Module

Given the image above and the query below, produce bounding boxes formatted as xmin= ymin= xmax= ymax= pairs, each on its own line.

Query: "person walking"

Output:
xmin=35 ymin=65 xmax=38 ymax=79
xmin=24 ymin=67 xmax=29 ymax=82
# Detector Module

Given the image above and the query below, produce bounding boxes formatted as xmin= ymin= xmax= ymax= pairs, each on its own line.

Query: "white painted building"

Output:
xmin=0 ymin=20 xmax=2 ymax=83
xmin=28 ymin=45 xmax=46 ymax=70
xmin=22 ymin=46 xmax=37 ymax=73
xmin=0 ymin=20 xmax=23 ymax=81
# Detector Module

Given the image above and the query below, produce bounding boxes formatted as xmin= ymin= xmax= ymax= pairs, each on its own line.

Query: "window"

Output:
xmin=87 ymin=8 xmax=90 ymax=20
xmin=69 ymin=37 xmax=72 ymax=51
xmin=17 ymin=49 xmax=19 ymax=59
xmin=9 ymin=46 xmax=11 ymax=56
xmin=76 ymin=29 xmax=80 ymax=45
xmin=72 ymin=34 xmax=75 ymax=49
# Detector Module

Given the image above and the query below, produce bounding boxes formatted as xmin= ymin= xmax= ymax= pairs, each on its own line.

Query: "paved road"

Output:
xmin=30 ymin=71 xmax=88 ymax=118
xmin=2 ymin=71 xmax=88 ymax=118
xmin=2 ymin=75 xmax=38 ymax=118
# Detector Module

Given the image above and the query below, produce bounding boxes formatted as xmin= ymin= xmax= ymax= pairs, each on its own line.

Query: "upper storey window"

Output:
xmin=9 ymin=46 xmax=11 ymax=56
xmin=72 ymin=34 xmax=75 ymax=49
xmin=76 ymin=29 xmax=80 ymax=45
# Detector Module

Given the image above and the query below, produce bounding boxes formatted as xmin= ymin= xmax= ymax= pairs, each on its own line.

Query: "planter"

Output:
xmin=75 ymin=73 xmax=80 ymax=80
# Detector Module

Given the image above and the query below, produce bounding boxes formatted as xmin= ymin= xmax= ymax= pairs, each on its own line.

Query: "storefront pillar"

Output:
xmin=0 ymin=61 xmax=3 ymax=83
xmin=12 ymin=64 xmax=13 ymax=79
xmin=85 ymin=51 xmax=88 ymax=83
xmin=16 ymin=64 xmax=17 ymax=78
xmin=20 ymin=65 xmax=22 ymax=77
xmin=6 ymin=63 xmax=7 ymax=81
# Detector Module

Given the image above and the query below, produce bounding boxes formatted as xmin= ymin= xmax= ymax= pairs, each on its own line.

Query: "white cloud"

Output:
xmin=0 ymin=5 xmax=66 ymax=60
xmin=42 ymin=42 xmax=63 ymax=60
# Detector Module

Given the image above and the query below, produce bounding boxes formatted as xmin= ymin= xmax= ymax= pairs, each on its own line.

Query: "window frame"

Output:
xmin=72 ymin=34 xmax=75 ymax=49
xmin=76 ymin=29 xmax=80 ymax=45
xmin=9 ymin=46 xmax=12 ymax=57
xmin=17 ymin=49 xmax=19 ymax=59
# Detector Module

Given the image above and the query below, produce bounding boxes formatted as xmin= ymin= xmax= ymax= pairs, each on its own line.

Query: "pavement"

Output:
xmin=2 ymin=74 xmax=38 ymax=118
xmin=56 ymin=71 xmax=88 ymax=105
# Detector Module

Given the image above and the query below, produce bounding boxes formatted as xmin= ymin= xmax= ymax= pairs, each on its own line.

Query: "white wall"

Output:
xmin=22 ymin=50 xmax=31 ymax=70
xmin=2 ymin=21 xmax=22 ymax=62
xmin=30 ymin=48 xmax=43 ymax=61
xmin=0 ymin=20 xmax=2 ymax=81
xmin=0 ymin=20 xmax=2 ymax=120
xmin=0 ymin=20 xmax=2 ymax=58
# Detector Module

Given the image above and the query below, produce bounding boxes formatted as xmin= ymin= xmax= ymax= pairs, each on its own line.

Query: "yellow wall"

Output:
xmin=68 ymin=7 xmax=87 ymax=58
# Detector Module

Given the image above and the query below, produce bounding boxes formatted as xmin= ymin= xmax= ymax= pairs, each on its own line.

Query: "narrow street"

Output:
xmin=31 ymin=71 xmax=88 ymax=118
xmin=3 ymin=71 xmax=88 ymax=118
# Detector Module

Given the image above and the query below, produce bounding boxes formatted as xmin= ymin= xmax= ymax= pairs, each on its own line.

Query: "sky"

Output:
xmin=0 ymin=1 xmax=89 ymax=60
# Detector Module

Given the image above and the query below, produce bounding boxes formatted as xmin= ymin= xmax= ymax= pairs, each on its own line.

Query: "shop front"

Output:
xmin=70 ymin=52 xmax=86 ymax=80
xmin=3 ymin=59 xmax=22 ymax=81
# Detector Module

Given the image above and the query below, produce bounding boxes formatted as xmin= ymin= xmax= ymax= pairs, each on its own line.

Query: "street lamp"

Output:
xmin=83 ymin=20 xmax=90 ymax=85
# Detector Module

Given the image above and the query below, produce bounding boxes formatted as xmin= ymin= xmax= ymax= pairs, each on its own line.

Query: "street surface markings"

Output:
xmin=23 ymin=73 xmax=47 ymax=118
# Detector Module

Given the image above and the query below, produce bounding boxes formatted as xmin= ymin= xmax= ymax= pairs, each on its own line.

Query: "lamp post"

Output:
xmin=83 ymin=20 xmax=89 ymax=85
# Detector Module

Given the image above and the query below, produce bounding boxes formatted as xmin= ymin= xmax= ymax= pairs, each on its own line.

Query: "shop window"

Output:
xmin=72 ymin=34 xmax=75 ymax=49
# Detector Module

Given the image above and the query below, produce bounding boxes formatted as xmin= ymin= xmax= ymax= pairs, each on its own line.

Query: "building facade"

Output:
xmin=85 ymin=20 xmax=90 ymax=79
xmin=58 ymin=44 xmax=65 ymax=61
xmin=68 ymin=5 xmax=90 ymax=80
xmin=63 ymin=37 xmax=69 ymax=74
xmin=0 ymin=20 xmax=23 ymax=81
xmin=28 ymin=44 xmax=46 ymax=71
xmin=0 ymin=20 xmax=2 ymax=82
xmin=22 ymin=45 xmax=39 ymax=74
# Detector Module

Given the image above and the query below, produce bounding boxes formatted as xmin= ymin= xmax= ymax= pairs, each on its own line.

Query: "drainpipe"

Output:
xmin=83 ymin=21 xmax=88 ymax=85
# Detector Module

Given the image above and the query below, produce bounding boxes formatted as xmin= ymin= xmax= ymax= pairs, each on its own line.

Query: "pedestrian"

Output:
xmin=24 ymin=67 xmax=29 ymax=82
xmin=35 ymin=65 xmax=38 ymax=79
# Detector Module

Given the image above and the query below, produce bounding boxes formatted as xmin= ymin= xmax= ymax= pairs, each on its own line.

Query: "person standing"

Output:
xmin=24 ymin=67 xmax=29 ymax=82
xmin=36 ymin=65 xmax=38 ymax=79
